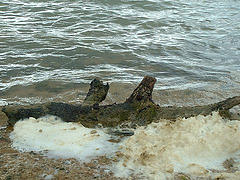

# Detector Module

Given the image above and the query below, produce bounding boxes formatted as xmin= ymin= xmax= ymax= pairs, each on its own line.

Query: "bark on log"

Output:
xmin=126 ymin=76 xmax=156 ymax=104
xmin=83 ymin=78 xmax=109 ymax=106
xmin=2 ymin=76 xmax=240 ymax=128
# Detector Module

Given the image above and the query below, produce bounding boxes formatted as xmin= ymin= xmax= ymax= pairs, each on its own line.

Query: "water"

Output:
xmin=0 ymin=0 xmax=240 ymax=106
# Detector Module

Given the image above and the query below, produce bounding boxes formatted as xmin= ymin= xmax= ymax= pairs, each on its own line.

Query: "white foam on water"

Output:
xmin=113 ymin=112 xmax=240 ymax=179
xmin=10 ymin=116 xmax=119 ymax=162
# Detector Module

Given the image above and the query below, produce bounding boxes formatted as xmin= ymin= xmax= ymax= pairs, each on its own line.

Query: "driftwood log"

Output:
xmin=2 ymin=76 xmax=240 ymax=128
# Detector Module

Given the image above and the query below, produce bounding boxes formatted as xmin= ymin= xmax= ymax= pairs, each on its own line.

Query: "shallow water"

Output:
xmin=0 ymin=0 xmax=240 ymax=106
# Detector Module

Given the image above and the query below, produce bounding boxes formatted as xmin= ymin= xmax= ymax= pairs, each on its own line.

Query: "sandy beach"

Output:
xmin=0 ymin=109 xmax=123 ymax=180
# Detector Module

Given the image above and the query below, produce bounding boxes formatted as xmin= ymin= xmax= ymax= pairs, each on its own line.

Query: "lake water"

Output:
xmin=0 ymin=0 xmax=240 ymax=107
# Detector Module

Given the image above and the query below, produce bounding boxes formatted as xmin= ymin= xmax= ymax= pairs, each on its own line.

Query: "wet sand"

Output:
xmin=0 ymin=126 xmax=191 ymax=180
xmin=0 ymin=130 xmax=120 ymax=179
xmin=0 ymin=109 xmax=122 ymax=180
xmin=0 ymin=108 xmax=190 ymax=180
xmin=1 ymin=105 xmax=240 ymax=180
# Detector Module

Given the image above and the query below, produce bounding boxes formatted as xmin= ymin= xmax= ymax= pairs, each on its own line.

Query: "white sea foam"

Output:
xmin=10 ymin=116 xmax=119 ymax=162
xmin=113 ymin=112 xmax=240 ymax=179
xmin=10 ymin=112 xmax=240 ymax=179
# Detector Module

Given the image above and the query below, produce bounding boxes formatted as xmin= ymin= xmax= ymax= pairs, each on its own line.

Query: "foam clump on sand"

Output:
xmin=10 ymin=116 xmax=118 ymax=162
xmin=10 ymin=112 xmax=240 ymax=179
xmin=114 ymin=112 xmax=240 ymax=179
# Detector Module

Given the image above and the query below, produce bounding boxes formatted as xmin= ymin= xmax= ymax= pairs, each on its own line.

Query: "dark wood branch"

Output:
xmin=83 ymin=78 xmax=109 ymax=106
xmin=214 ymin=96 xmax=240 ymax=111
xmin=1 ymin=76 xmax=240 ymax=128
xmin=125 ymin=76 xmax=156 ymax=104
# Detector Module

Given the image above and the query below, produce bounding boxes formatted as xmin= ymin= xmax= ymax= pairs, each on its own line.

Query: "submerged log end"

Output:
xmin=216 ymin=96 xmax=240 ymax=111
xmin=83 ymin=78 xmax=109 ymax=106
xmin=212 ymin=96 xmax=240 ymax=118
xmin=126 ymin=76 xmax=157 ymax=104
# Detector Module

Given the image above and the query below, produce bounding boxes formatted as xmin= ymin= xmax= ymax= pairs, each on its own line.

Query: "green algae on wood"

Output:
xmin=2 ymin=76 xmax=240 ymax=128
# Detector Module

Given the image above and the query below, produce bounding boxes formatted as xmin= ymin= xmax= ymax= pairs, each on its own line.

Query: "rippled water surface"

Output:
xmin=0 ymin=0 xmax=240 ymax=105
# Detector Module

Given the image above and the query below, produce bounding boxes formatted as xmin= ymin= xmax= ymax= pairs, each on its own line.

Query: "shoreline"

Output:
xmin=0 ymin=127 xmax=122 ymax=180
xmin=1 ymin=104 xmax=240 ymax=179
xmin=1 ymin=109 xmax=118 ymax=179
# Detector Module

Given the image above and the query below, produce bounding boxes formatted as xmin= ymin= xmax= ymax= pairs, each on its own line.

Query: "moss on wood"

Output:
xmin=2 ymin=76 xmax=240 ymax=128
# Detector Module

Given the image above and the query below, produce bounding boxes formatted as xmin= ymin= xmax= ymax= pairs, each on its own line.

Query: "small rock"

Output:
xmin=174 ymin=173 xmax=191 ymax=180
xmin=0 ymin=109 xmax=8 ymax=127
xmin=64 ymin=160 xmax=71 ymax=165
xmin=90 ymin=130 xmax=97 ymax=134
xmin=223 ymin=158 xmax=235 ymax=169
xmin=107 ymin=139 xmax=121 ymax=143
xmin=5 ymin=175 xmax=12 ymax=180
xmin=44 ymin=174 xmax=53 ymax=180
xmin=104 ymin=169 xmax=110 ymax=173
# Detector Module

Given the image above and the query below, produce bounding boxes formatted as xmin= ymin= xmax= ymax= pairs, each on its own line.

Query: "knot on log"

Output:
xmin=126 ymin=76 xmax=156 ymax=104
xmin=83 ymin=78 xmax=109 ymax=106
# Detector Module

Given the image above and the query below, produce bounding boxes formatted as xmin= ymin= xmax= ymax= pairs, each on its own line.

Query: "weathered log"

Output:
xmin=2 ymin=76 xmax=240 ymax=128
xmin=126 ymin=76 xmax=156 ymax=104
xmin=83 ymin=78 xmax=109 ymax=106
